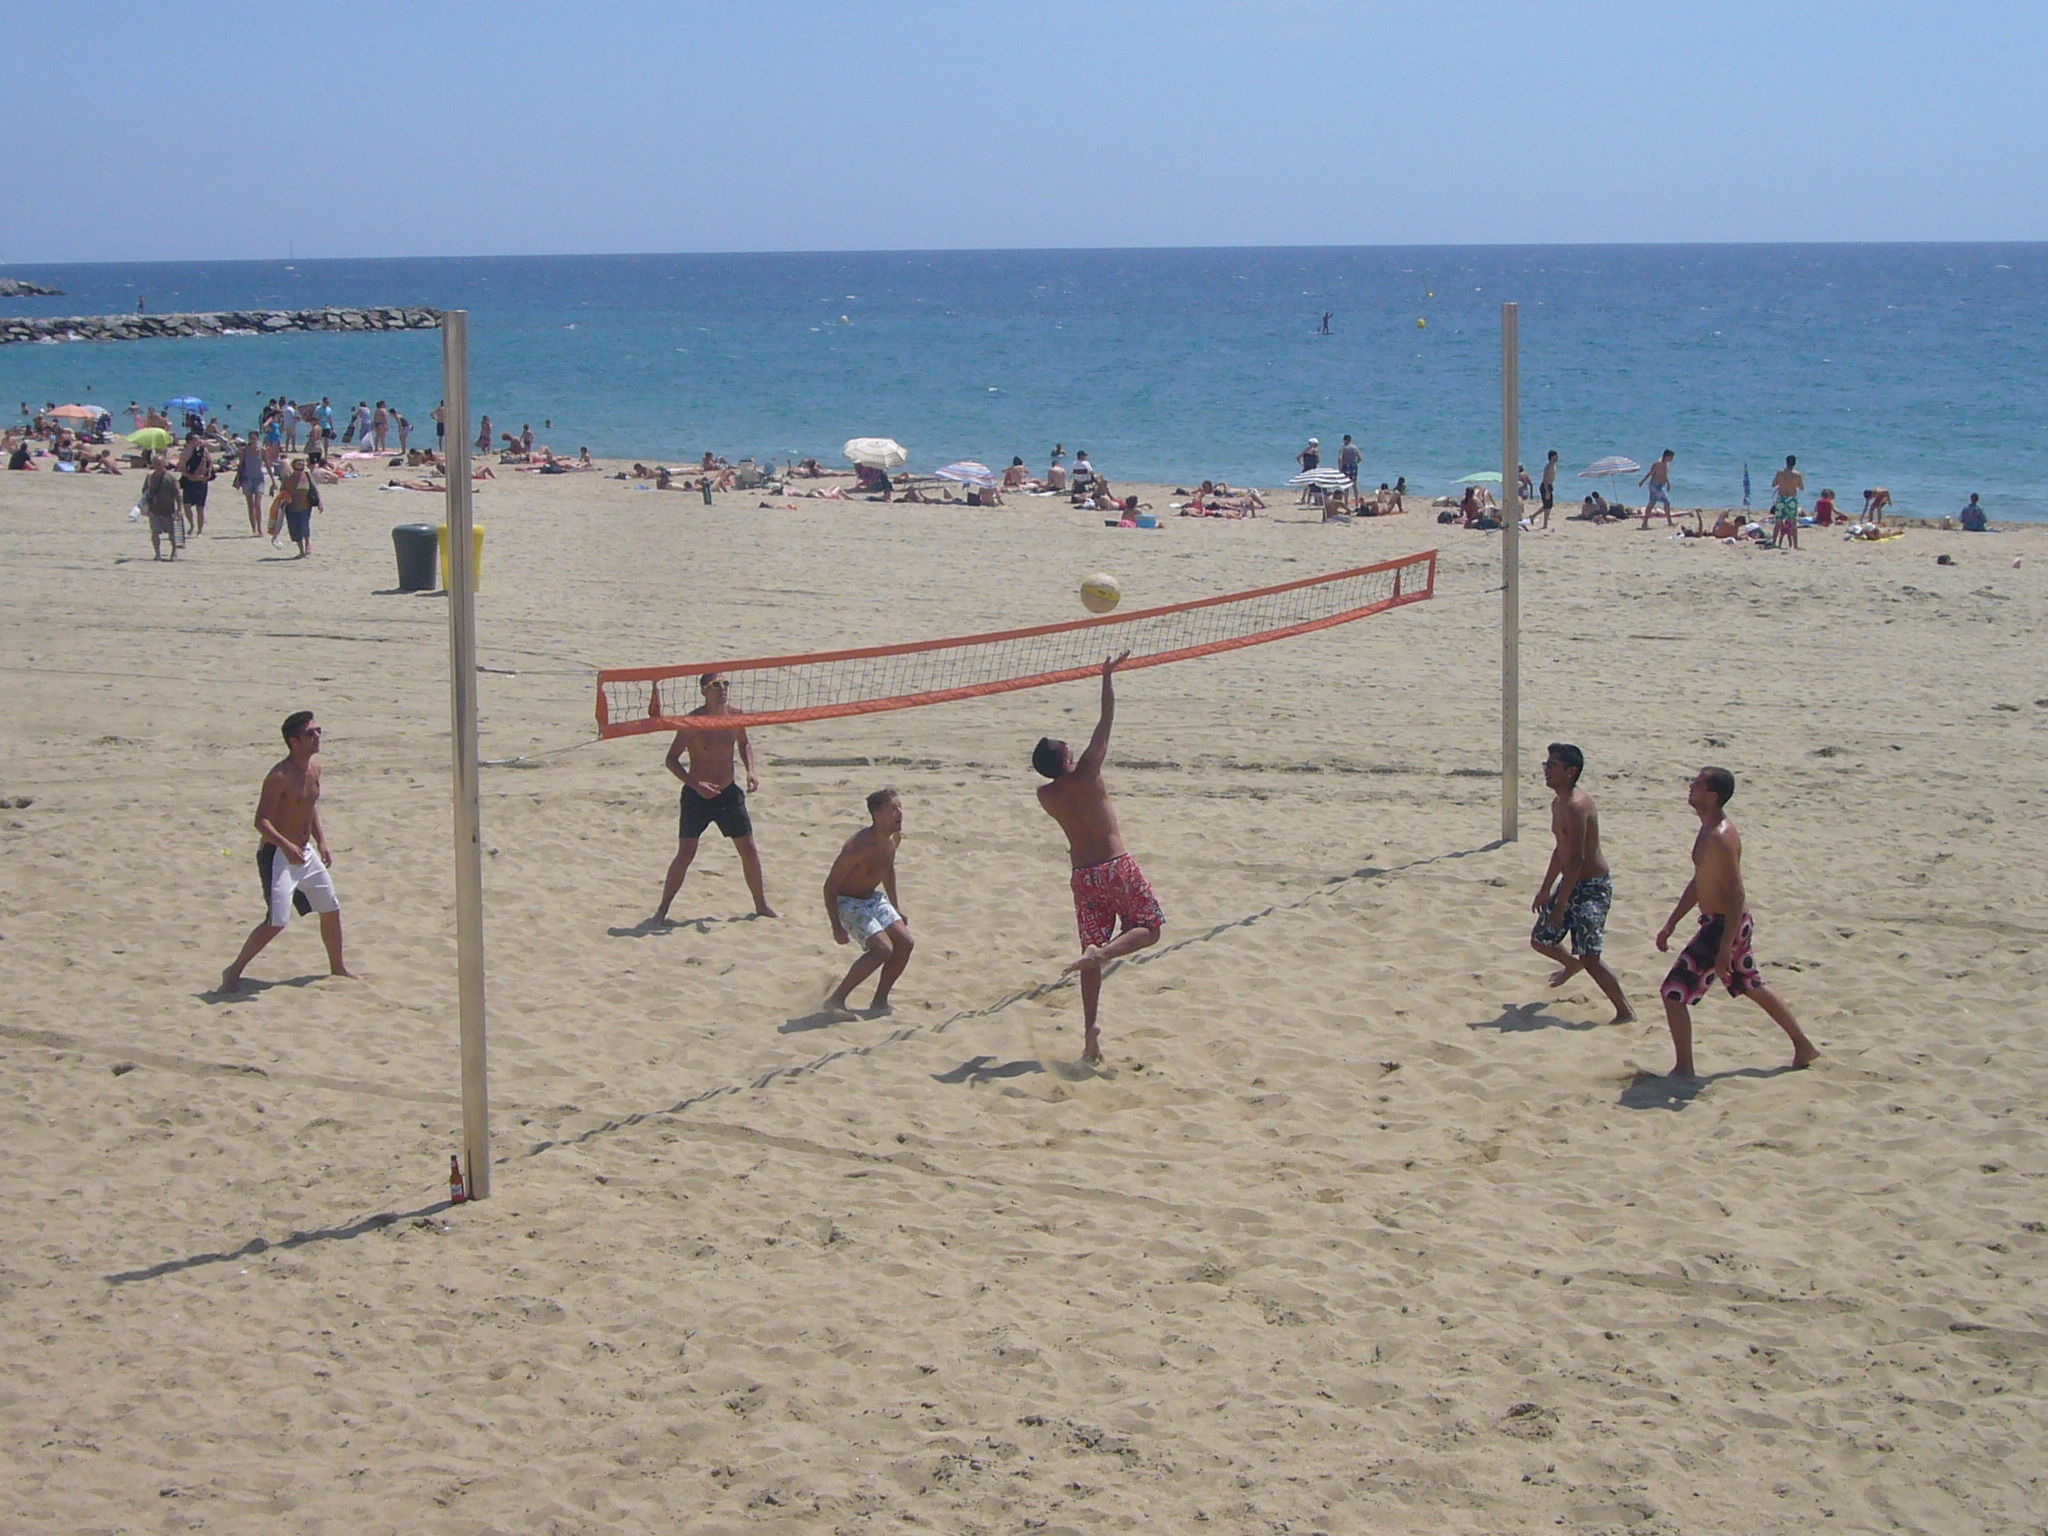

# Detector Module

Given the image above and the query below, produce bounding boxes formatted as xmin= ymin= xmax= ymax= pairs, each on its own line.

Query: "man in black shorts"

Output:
xmin=654 ymin=672 xmax=778 ymax=922
xmin=1538 ymin=449 xmax=1558 ymax=528
xmin=178 ymin=430 xmax=214 ymax=536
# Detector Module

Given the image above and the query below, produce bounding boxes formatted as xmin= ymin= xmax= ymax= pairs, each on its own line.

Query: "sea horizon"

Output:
xmin=7 ymin=242 xmax=2044 ymax=520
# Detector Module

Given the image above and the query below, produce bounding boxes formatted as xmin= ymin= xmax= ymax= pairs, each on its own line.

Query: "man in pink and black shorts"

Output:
xmin=1033 ymin=651 xmax=1163 ymax=1065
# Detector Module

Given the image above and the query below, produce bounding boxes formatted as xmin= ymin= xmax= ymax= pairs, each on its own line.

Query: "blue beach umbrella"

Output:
xmin=163 ymin=396 xmax=208 ymax=418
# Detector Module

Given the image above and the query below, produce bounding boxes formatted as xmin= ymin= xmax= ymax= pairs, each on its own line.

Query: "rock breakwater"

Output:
xmin=1 ymin=306 xmax=442 ymax=346
xmin=0 ymin=279 xmax=64 ymax=298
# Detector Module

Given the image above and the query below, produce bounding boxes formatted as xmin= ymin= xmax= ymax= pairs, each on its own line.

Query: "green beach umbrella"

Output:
xmin=1457 ymin=471 xmax=1503 ymax=484
xmin=126 ymin=427 xmax=173 ymax=450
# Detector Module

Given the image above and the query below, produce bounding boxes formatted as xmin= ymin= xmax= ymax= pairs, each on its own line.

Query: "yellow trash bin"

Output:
xmin=437 ymin=524 xmax=485 ymax=592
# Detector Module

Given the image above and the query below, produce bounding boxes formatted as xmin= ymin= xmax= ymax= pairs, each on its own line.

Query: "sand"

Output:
xmin=2 ymin=460 xmax=2045 ymax=1534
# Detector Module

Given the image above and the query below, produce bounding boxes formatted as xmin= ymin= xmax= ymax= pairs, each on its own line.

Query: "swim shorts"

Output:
xmin=680 ymin=781 xmax=753 ymax=840
xmin=1070 ymin=852 xmax=1164 ymax=950
xmin=1772 ymin=495 xmax=1799 ymax=526
xmin=1540 ymin=483 xmax=1554 ymax=510
xmin=1646 ymin=482 xmax=1670 ymax=508
xmin=1661 ymin=913 xmax=1763 ymax=1005
xmin=179 ymin=477 xmax=208 ymax=508
xmin=837 ymin=891 xmax=903 ymax=945
xmin=258 ymin=842 xmax=340 ymax=927
xmin=1532 ymin=874 xmax=1612 ymax=957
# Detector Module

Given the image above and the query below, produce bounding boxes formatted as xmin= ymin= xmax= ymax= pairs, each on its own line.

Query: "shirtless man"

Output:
xmin=1638 ymin=449 xmax=1676 ymax=528
xmin=1654 ymin=767 xmax=1818 ymax=1078
xmin=1033 ymin=653 xmax=1163 ymax=1064
xmin=1771 ymin=455 xmax=1804 ymax=550
xmin=821 ymin=787 xmax=913 ymax=1019
xmin=221 ymin=711 xmax=350 ymax=991
xmin=1538 ymin=449 xmax=1558 ymax=527
xmin=1529 ymin=743 xmax=1635 ymax=1023
xmin=653 ymin=672 xmax=777 ymax=922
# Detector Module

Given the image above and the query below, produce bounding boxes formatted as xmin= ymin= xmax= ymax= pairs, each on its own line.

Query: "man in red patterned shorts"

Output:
xmin=1653 ymin=766 xmax=1819 ymax=1079
xmin=1034 ymin=651 xmax=1163 ymax=1065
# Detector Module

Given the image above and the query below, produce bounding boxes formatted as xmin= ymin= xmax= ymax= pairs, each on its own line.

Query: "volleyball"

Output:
xmin=1080 ymin=572 xmax=1122 ymax=614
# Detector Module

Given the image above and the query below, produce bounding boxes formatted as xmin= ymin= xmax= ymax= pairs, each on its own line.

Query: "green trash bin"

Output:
xmin=392 ymin=523 xmax=439 ymax=591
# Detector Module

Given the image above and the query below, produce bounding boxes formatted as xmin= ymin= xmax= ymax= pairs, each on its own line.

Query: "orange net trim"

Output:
xmin=596 ymin=549 xmax=1436 ymax=737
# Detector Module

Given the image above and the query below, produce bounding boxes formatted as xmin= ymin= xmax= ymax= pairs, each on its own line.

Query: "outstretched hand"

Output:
xmin=1103 ymin=650 xmax=1131 ymax=675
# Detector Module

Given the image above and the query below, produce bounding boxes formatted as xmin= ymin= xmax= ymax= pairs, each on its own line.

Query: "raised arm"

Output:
xmin=1075 ymin=651 xmax=1131 ymax=777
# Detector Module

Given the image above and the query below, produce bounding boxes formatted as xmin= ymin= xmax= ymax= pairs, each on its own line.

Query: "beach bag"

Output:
xmin=266 ymin=489 xmax=287 ymax=537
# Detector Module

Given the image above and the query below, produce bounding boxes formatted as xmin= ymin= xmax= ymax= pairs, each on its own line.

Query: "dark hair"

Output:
xmin=1785 ymin=455 xmax=1797 ymax=467
xmin=1700 ymin=766 xmax=1736 ymax=806
xmin=700 ymin=671 xmax=725 ymax=690
xmin=1012 ymin=456 xmax=1024 ymax=466
xmin=1032 ymin=737 xmax=1066 ymax=780
xmin=1546 ymin=742 xmax=1584 ymax=782
xmin=866 ymin=785 xmax=899 ymax=813
xmin=282 ymin=710 xmax=315 ymax=742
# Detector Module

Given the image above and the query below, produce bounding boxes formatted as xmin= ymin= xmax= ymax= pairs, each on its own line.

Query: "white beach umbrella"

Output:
xmin=1288 ymin=467 xmax=1354 ymax=488
xmin=935 ymin=460 xmax=996 ymax=487
xmin=844 ymin=437 xmax=908 ymax=469
xmin=1578 ymin=455 xmax=1640 ymax=480
xmin=1457 ymin=471 xmax=1503 ymax=484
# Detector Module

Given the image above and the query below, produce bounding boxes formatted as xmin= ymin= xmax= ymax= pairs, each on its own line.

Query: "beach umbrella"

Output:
xmin=1577 ymin=455 xmax=1640 ymax=480
xmin=934 ymin=460 xmax=996 ymax=487
xmin=49 ymin=403 xmax=99 ymax=420
xmin=844 ymin=437 xmax=907 ymax=469
xmin=1456 ymin=471 xmax=1503 ymax=484
xmin=163 ymin=396 xmax=208 ymax=417
xmin=125 ymin=427 xmax=173 ymax=450
xmin=1288 ymin=467 xmax=1354 ymax=488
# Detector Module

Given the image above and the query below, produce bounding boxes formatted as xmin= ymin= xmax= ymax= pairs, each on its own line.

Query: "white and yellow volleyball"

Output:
xmin=1080 ymin=572 xmax=1122 ymax=615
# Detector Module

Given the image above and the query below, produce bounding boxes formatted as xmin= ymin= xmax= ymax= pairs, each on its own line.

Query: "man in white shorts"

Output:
xmin=221 ymin=710 xmax=351 ymax=991
xmin=822 ymin=787 xmax=912 ymax=1019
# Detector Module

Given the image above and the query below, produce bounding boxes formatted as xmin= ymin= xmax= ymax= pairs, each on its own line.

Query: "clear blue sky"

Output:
xmin=6 ymin=0 xmax=2044 ymax=262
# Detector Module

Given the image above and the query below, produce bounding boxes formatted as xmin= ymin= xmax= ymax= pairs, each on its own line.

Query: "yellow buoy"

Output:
xmin=1417 ymin=318 xmax=1426 ymax=328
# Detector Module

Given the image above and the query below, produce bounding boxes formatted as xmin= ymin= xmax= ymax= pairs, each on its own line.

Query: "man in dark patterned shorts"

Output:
xmin=1530 ymin=743 xmax=1634 ymax=1023
xmin=1653 ymin=767 xmax=1818 ymax=1078
xmin=1033 ymin=652 xmax=1162 ymax=1065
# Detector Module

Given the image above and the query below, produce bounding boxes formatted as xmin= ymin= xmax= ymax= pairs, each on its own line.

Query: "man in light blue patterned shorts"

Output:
xmin=822 ymin=787 xmax=913 ymax=1020
xmin=1530 ymin=743 xmax=1636 ymax=1024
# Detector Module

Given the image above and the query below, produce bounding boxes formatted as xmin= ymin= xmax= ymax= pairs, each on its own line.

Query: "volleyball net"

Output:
xmin=595 ymin=549 xmax=1436 ymax=737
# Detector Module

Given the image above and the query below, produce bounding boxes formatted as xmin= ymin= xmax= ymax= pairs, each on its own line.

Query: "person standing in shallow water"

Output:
xmin=1654 ymin=766 xmax=1818 ymax=1078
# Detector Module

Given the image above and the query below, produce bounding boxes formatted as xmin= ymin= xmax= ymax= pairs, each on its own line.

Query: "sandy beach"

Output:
xmin=3 ymin=462 xmax=2044 ymax=1534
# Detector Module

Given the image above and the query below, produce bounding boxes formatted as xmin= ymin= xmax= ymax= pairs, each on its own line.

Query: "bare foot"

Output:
xmin=219 ymin=969 xmax=244 ymax=993
xmin=1791 ymin=1041 xmax=1821 ymax=1069
xmin=1612 ymin=1005 xmax=1638 ymax=1025
xmin=1081 ymin=1031 xmax=1102 ymax=1066
xmin=753 ymin=902 xmax=780 ymax=918
xmin=650 ymin=912 xmax=675 ymax=927
xmin=1546 ymin=961 xmax=1583 ymax=988
xmin=1668 ymin=1061 xmax=1698 ymax=1080
xmin=1063 ymin=946 xmax=1105 ymax=976
xmin=329 ymin=967 xmax=356 ymax=980
xmin=867 ymin=999 xmax=894 ymax=1017
xmin=821 ymin=1001 xmax=858 ymax=1023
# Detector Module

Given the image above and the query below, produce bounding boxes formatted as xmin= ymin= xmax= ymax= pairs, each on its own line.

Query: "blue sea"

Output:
xmin=4 ymin=245 xmax=2043 ymax=519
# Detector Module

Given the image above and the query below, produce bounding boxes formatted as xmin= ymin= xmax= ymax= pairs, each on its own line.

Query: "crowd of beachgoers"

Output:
xmin=7 ymin=398 xmax=2004 ymax=553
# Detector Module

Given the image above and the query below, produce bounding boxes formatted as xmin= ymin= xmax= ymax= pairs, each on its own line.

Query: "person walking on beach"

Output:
xmin=1529 ymin=743 xmax=1634 ymax=1024
xmin=654 ymin=672 xmax=777 ymax=923
xmin=234 ymin=432 xmax=267 ymax=533
xmin=277 ymin=456 xmax=320 ymax=557
xmin=178 ymin=430 xmax=215 ymax=537
xmin=1771 ymin=456 xmax=1804 ymax=549
xmin=475 ymin=415 xmax=493 ymax=457
xmin=1033 ymin=652 xmax=1163 ymax=1065
xmin=1638 ymin=450 xmax=1676 ymax=528
xmin=1538 ymin=450 xmax=1559 ymax=528
xmin=822 ymin=787 xmax=913 ymax=1019
xmin=1338 ymin=433 xmax=1362 ymax=489
xmin=221 ymin=711 xmax=350 ymax=992
xmin=1653 ymin=767 xmax=1817 ymax=1078
xmin=141 ymin=453 xmax=183 ymax=561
